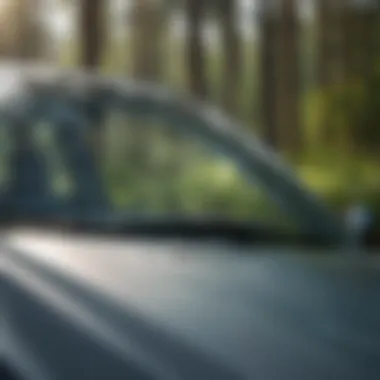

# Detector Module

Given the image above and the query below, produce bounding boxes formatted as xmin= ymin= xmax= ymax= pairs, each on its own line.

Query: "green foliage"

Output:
xmin=298 ymin=155 xmax=380 ymax=214
xmin=104 ymin=158 xmax=293 ymax=225
xmin=305 ymin=69 xmax=380 ymax=154
xmin=57 ymin=32 xmax=380 ymax=217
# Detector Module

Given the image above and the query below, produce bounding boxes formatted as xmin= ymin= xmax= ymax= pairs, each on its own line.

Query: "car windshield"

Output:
xmin=0 ymin=71 xmax=346 ymax=245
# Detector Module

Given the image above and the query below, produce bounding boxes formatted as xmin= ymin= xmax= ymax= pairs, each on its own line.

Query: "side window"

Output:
xmin=101 ymin=111 xmax=294 ymax=228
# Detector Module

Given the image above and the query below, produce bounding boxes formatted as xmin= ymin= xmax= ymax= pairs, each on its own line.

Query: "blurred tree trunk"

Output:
xmin=0 ymin=0 xmax=45 ymax=59
xmin=79 ymin=0 xmax=105 ymax=69
xmin=316 ymin=0 xmax=332 ymax=86
xmin=258 ymin=0 xmax=277 ymax=147
xmin=275 ymin=0 xmax=300 ymax=153
xmin=343 ymin=2 xmax=380 ymax=156
xmin=315 ymin=0 xmax=337 ymax=143
xmin=185 ymin=0 xmax=208 ymax=99
xmin=359 ymin=7 xmax=379 ymax=79
xmin=346 ymin=3 xmax=378 ymax=81
xmin=341 ymin=1 xmax=360 ymax=81
xmin=219 ymin=0 xmax=241 ymax=114
xmin=128 ymin=0 xmax=167 ymax=187
xmin=130 ymin=0 xmax=165 ymax=81
xmin=315 ymin=0 xmax=380 ymax=159
xmin=315 ymin=0 xmax=370 ymax=86
xmin=13 ymin=0 xmax=32 ymax=59
xmin=338 ymin=1 xmax=367 ymax=154
xmin=79 ymin=0 xmax=106 ymax=165
xmin=314 ymin=0 xmax=348 ymax=145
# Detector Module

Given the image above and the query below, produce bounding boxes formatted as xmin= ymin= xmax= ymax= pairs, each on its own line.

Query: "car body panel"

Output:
xmin=3 ymin=229 xmax=380 ymax=380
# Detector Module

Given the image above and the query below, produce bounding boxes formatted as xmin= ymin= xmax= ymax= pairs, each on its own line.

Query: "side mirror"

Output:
xmin=344 ymin=204 xmax=373 ymax=246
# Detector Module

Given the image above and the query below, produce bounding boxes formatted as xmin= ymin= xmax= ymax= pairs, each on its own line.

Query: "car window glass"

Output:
xmin=100 ymin=110 xmax=297 ymax=229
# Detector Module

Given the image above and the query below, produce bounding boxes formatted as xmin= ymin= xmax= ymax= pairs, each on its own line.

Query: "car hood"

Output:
xmin=3 ymin=228 xmax=380 ymax=380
